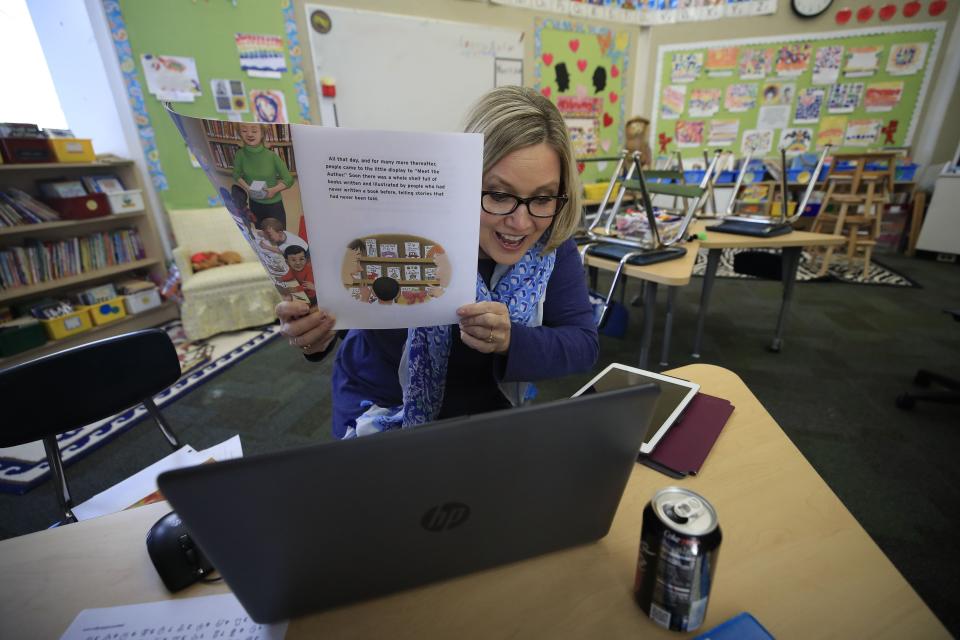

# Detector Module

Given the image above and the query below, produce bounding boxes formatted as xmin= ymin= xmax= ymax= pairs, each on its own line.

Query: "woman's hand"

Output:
xmin=457 ymin=302 xmax=511 ymax=354
xmin=276 ymin=301 xmax=337 ymax=356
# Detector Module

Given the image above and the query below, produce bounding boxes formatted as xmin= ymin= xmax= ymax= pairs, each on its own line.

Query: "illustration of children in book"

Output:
xmin=341 ymin=239 xmax=364 ymax=286
xmin=281 ymin=246 xmax=316 ymax=305
xmin=341 ymin=234 xmax=448 ymax=305
xmin=261 ymin=217 xmax=309 ymax=255
xmin=232 ymin=123 xmax=295 ymax=229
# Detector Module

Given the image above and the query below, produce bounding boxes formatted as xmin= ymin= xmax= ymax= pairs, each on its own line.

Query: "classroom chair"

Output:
xmin=810 ymin=151 xmax=897 ymax=278
xmin=0 ymin=329 xmax=182 ymax=524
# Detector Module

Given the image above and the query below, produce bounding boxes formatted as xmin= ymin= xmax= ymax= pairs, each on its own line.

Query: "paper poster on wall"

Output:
xmin=167 ymin=108 xmax=482 ymax=329
xmin=864 ymin=82 xmax=904 ymax=112
xmin=671 ymin=53 xmax=703 ymax=83
xmin=779 ymin=127 xmax=813 ymax=153
xmin=558 ymin=96 xmax=603 ymax=156
xmin=775 ymin=44 xmax=811 ymax=77
xmin=827 ymin=82 xmax=863 ymax=113
xmin=742 ymin=128 xmax=773 ymax=154
xmin=757 ymin=105 xmax=790 ymax=129
xmin=844 ymin=119 xmax=882 ymax=146
xmin=812 ymin=46 xmax=843 ymax=84
xmin=140 ymin=54 xmax=201 ymax=101
xmin=250 ymin=90 xmax=288 ymax=123
xmin=844 ymin=46 xmax=882 ymax=77
xmin=738 ymin=48 xmax=772 ymax=80
xmin=706 ymin=47 xmax=738 ymax=76
xmin=886 ymin=42 xmax=927 ymax=75
xmin=816 ymin=116 xmax=847 ymax=148
xmin=661 ymin=85 xmax=687 ymax=119
xmin=235 ymin=33 xmax=288 ymax=78
xmin=794 ymin=88 xmax=825 ymax=124
xmin=708 ymin=120 xmax=739 ymax=147
xmin=725 ymin=83 xmax=758 ymax=112
xmin=676 ymin=120 xmax=705 ymax=147
xmin=494 ymin=58 xmax=523 ymax=87
xmin=688 ymin=88 xmax=721 ymax=117
xmin=211 ymin=79 xmax=248 ymax=114
xmin=761 ymin=81 xmax=794 ymax=106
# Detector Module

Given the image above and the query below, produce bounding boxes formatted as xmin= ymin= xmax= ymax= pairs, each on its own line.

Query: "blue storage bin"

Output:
xmin=715 ymin=170 xmax=737 ymax=184
xmin=684 ymin=169 xmax=706 ymax=184
xmin=896 ymin=163 xmax=918 ymax=181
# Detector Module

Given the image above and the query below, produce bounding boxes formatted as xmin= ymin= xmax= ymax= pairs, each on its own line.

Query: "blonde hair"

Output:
xmin=463 ymin=86 xmax=581 ymax=253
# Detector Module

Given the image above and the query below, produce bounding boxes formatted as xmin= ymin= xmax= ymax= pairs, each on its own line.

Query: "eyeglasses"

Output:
xmin=481 ymin=191 xmax=568 ymax=219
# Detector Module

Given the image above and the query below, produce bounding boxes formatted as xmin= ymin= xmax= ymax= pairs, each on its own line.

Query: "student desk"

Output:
xmin=0 ymin=364 xmax=947 ymax=639
xmin=583 ymin=238 xmax=699 ymax=368
xmin=691 ymin=222 xmax=846 ymax=356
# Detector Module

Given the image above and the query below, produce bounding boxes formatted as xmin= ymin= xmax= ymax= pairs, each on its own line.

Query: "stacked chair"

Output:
xmin=580 ymin=149 xmax=720 ymax=327
xmin=809 ymin=151 xmax=897 ymax=278
xmin=708 ymin=146 xmax=830 ymax=238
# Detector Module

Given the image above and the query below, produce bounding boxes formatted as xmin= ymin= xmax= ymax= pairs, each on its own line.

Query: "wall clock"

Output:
xmin=791 ymin=0 xmax=834 ymax=18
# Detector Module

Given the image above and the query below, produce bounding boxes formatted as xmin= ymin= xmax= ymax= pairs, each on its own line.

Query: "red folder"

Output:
xmin=638 ymin=392 xmax=734 ymax=478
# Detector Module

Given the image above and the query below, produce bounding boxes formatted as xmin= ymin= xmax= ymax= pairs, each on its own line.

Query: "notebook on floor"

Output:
xmin=158 ymin=384 xmax=659 ymax=623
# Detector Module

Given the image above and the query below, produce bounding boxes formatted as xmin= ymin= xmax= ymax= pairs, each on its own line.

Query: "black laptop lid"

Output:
xmin=158 ymin=384 xmax=659 ymax=623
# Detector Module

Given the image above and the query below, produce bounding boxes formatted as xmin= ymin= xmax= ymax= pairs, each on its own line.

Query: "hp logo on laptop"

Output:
xmin=421 ymin=502 xmax=470 ymax=532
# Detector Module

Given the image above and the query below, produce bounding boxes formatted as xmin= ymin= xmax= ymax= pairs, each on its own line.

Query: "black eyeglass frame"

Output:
xmin=480 ymin=191 xmax=569 ymax=219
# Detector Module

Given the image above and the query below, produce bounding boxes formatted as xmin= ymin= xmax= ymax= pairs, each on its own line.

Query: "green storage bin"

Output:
xmin=0 ymin=320 xmax=47 ymax=357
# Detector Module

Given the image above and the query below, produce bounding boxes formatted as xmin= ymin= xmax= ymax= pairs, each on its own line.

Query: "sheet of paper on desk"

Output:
xmin=72 ymin=436 xmax=243 ymax=521
xmin=59 ymin=593 xmax=287 ymax=640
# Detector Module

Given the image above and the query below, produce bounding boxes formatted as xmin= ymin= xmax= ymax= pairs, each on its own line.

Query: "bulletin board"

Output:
xmin=535 ymin=18 xmax=631 ymax=185
xmin=303 ymin=5 xmax=524 ymax=133
xmin=650 ymin=23 xmax=944 ymax=161
xmin=105 ymin=0 xmax=313 ymax=208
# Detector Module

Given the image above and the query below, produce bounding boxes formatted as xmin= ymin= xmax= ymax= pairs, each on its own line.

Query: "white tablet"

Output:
xmin=571 ymin=363 xmax=700 ymax=454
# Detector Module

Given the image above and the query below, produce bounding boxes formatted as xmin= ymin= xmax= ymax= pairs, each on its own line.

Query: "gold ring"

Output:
xmin=487 ymin=330 xmax=495 ymax=343
xmin=301 ymin=344 xmax=312 ymax=352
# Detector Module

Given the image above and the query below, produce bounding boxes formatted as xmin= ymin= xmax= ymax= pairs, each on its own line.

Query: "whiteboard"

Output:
xmin=304 ymin=5 xmax=524 ymax=132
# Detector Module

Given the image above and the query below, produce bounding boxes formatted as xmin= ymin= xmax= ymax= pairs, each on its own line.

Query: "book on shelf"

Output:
xmin=37 ymin=179 xmax=88 ymax=199
xmin=0 ymin=122 xmax=46 ymax=139
xmin=0 ymin=188 xmax=61 ymax=226
xmin=81 ymin=174 xmax=126 ymax=195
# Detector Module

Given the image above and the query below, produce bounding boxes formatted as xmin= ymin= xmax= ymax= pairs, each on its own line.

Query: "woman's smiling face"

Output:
xmin=479 ymin=143 xmax=560 ymax=265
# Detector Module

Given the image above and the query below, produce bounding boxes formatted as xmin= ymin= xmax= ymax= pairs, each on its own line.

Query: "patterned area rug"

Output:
xmin=0 ymin=321 xmax=280 ymax=494
xmin=692 ymin=248 xmax=919 ymax=288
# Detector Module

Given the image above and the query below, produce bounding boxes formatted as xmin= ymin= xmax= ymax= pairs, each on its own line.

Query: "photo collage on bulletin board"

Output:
xmin=651 ymin=24 xmax=942 ymax=161
xmin=534 ymin=19 xmax=631 ymax=185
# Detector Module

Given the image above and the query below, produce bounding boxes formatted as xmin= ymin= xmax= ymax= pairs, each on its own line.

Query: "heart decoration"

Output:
xmin=878 ymin=3 xmax=896 ymax=19
xmin=903 ymin=0 xmax=921 ymax=16
xmin=602 ymin=113 xmax=614 ymax=128
xmin=597 ymin=161 xmax=608 ymax=173
xmin=569 ymin=39 xmax=580 ymax=53
xmin=541 ymin=86 xmax=552 ymax=99
xmin=836 ymin=7 xmax=853 ymax=23
xmin=608 ymin=91 xmax=619 ymax=103
xmin=577 ymin=162 xmax=586 ymax=174
xmin=542 ymin=53 xmax=554 ymax=66
xmin=601 ymin=139 xmax=612 ymax=152
xmin=610 ymin=64 xmax=620 ymax=78
xmin=929 ymin=0 xmax=946 ymax=16
xmin=577 ymin=59 xmax=588 ymax=72
xmin=856 ymin=5 xmax=874 ymax=21
xmin=657 ymin=132 xmax=672 ymax=154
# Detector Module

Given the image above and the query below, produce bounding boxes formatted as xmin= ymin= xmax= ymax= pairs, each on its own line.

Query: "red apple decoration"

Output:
xmin=836 ymin=7 xmax=853 ymax=23
xmin=878 ymin=3 xmax=896 ymax=20
xmin=903 ymin=1 xmax=921 ymax=16
xmin=857 ymin=5 xmax=874 ymax=21
xmin=929 ymin=0 xmax=946 ymax=17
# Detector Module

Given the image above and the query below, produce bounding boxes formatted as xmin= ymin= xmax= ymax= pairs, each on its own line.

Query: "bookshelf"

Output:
xmin=200 ymin=121 xmax=297 ymax=176
xmin=0 ymin=158 xmax=178 ymax=366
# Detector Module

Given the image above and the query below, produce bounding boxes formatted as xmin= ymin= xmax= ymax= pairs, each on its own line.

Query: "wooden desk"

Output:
xmin=0 ymin=365 xmax=947 ymax=639
xmin=584 ymin=239 xmax=699 ymax=368
xmin=692 ymin=221 xmax=846 ymax=356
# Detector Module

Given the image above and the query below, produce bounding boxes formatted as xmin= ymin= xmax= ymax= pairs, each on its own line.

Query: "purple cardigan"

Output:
xmin=329 ymin=238 xmax=598 ymax=438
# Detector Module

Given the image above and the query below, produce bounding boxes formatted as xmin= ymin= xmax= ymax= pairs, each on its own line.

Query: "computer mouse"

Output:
xmin=146 ymin=510 xmax=215 ymax=592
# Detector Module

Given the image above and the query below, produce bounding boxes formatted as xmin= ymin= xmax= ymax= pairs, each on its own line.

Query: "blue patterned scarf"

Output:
xmin=345 ymin=242 xmax=556 ymax=438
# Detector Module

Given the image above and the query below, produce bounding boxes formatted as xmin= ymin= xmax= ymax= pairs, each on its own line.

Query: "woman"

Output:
xmin=277 ymin=86 xmax=598 ymax=438
xmin=232 ymin=122 xmax=295 ymax=229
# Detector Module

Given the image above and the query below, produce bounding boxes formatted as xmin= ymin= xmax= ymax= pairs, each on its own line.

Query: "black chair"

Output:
xmin=896 ymin=309 xmax=960 ymax=410
xmin=0 ymin=329 xmax=182 ymax=523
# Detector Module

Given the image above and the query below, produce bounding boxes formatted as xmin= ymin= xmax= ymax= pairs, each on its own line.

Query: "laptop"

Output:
xmin=157 ymin=384 xmax=659 ymax=623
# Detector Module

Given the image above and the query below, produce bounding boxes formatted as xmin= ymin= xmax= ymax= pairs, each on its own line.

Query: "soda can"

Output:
xmin=633 ymin=487 xmax=721 ymax=632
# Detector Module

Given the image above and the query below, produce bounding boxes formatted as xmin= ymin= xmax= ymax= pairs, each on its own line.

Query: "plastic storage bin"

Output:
xmin=0 ymin=320 xmax=46 ymax=356
xmin=79 ymin=296 xmax=127 ymax=326
xmin=44 ymin=193 xmax=110 ymax=220
xmin=49 ymin=138 xmax=95 ymax=163
xmin=0 ymin=138 xmax=53 ymax=163
xmin=40 ymin=309 xmax=93 ymax=340
xmin=123 ymin=287 xmax=162 ymax=314
xmin=106 ymin=189 xmax=145 ymax=214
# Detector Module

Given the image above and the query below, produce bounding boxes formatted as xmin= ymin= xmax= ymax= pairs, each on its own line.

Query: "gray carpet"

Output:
xmin=1 ymin=252 xmax=958 ymax=635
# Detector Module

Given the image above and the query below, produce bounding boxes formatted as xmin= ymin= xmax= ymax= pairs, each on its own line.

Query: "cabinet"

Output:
xmin=0 ymin=158 xmax=178 ymax=367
